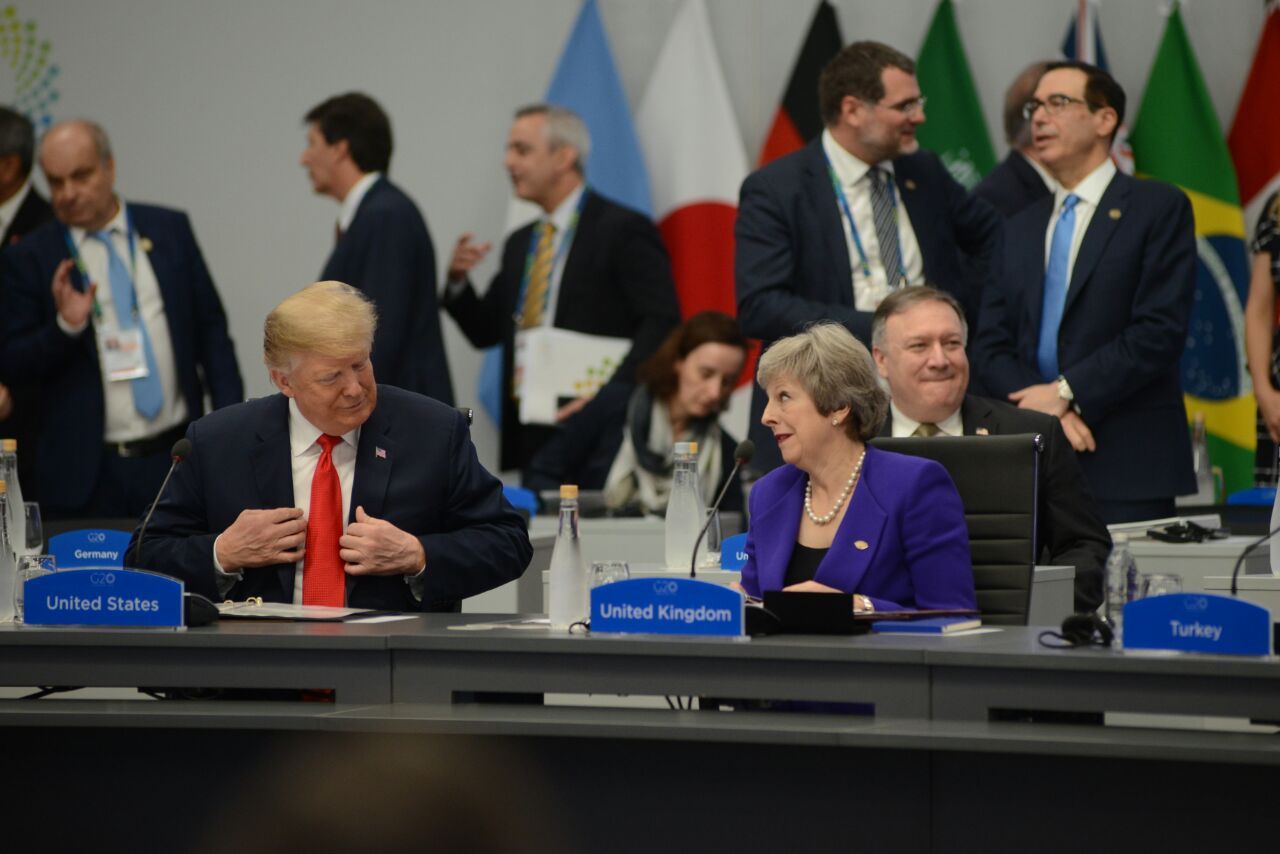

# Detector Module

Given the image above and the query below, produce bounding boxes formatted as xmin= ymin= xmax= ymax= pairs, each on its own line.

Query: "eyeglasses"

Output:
xmin=1022 ymin=94 xmax=1089 ymax=120
xmin=882 ymin=95 xmax=927 ymax=117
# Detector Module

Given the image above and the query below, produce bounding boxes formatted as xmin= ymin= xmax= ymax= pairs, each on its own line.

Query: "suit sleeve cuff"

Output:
xmin=211 ymin=534 xmax=242 ymax=598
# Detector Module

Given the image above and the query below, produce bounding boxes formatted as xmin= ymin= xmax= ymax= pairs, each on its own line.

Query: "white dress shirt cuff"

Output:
xmin=211 ymin=533 xmax=243 ymax=598
xmin=56 ymin=313 xmax=89 ymax=337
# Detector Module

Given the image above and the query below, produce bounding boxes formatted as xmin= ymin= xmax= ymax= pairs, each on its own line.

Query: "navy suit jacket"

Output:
xmin=322 ymin=177 xmax=453 ymax=405
xmin=734 ymin=140 xmax=1001 ymax=472
xmin=882 ymin=395 xmax=1109 ymax=612
xmin=443 ymin=189 xmax=681 ymax=471
xmin=973 ymin=172 xmax=1197 ymax=502
xmin=0 ymin=204 xmax=244 ymax=510
xmin=972 ymin=151 xmax=1052 ymax=219
xmin=125 ymin=386 xmax=531 ymax=612
xmin=739 ymin=446 xmax=975 ymax=612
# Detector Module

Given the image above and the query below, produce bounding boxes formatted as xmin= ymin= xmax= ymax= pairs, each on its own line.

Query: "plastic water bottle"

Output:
xmin=1104 ymin=533 xmax=1138 ymax=637
xmin=0 ymin=440 xmax=23 ymax=555
xmin=548 ymin=484 xmax=588 ymax=629
xmin=665 ymin=441 xmax=707 ymax=571
xmin=0 ymin=481 xmax=16 ymax=622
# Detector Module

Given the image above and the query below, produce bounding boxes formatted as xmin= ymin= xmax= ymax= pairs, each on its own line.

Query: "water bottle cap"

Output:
xmin=0 ymin=439 xmax=14 ymax=452
xmin=560 ymin=484 xmax=579 ymax=499
xmin=688 ymin=441 xmax=698 ymax=455
xmin=0 ymin=480 xmax=6 ymax=494
xmin=673 ymin=441 xmax=696 ymax=456
xmin=1112 ymin=532 xmax=1128 ymax=544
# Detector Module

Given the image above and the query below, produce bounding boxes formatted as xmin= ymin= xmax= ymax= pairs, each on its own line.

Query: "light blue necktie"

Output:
xmin=91 ymin=230 xmax=164 ymax=419
xmin=1036 ymin=194 xmax=1079 ymax=381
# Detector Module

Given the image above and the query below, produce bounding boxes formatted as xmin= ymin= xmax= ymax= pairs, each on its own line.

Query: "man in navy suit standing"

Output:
xmin=301 ymin=93 xmax=453 ymax=405
xmin=974 ymin=61 xmax=1196 ymax=523
xmin=0 ymin=120 xmax=243 ymax=519
xmin=972 ymin=61 xmax=1056 ymax=219
xmin=735 ymin=40 xmax=1001 ymax=471
xmin=128 ymin=281 xmax=530 ymax=612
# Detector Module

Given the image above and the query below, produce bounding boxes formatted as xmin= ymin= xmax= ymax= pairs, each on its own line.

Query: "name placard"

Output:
xmin=48 ymin=529 xmax=131 ymax=569
xmin=591 ymin=577 xmax=744 ymax=636
xmin=1123 ymin=593 xmax=1270 ymax=656
xmin=719 ymin=533 xmax=748 ymax=570
xmin=23 ymin=568 xmax=184 ymax=628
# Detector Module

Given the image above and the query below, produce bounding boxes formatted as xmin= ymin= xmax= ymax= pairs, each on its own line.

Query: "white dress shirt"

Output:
xmin=821 ymin=130 xmax=925 ymax=311
xmin=1043 ymin=158 xmax=1117 ymax=290
xmin=63 ymin=201 xmax=188 ymax=442
xmin=0 ymin=180 xmax=32 ymax=238
xmin=888 ymin=401 xmax=964 ymax=438
xmin=338 ymin=171 xmax=381 ymax=234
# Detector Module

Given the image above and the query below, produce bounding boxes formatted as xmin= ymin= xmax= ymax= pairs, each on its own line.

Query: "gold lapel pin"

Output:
xmin=903 ymin=179 xmax=917 ymax=191
xmin=854 ymin=540 xmax=869 ymax=551
xmin=140 ymin=237 xmax=154 ymax=252
xmin=976 ymin=427 xmax=990 ymax=436
xmin=1108 ymin=208 xmax=1122 ymax=220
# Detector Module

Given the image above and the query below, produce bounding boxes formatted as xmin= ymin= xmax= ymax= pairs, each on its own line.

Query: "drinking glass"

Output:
xmin=15 ymin=554 xmax=55 ymax=623
xmin=699 ymin=509 xmax=722 ymax=569
xmin=1138 ymin=572 xmax=1182 ymax=599
xmin=22 ymin=502 xmax=42 ymax=556
xmin=589 ymin=560 xmax=630 ymax=588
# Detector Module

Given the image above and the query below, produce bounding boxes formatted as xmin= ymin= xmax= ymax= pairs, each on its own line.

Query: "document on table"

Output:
xmin=217 ymin=601 xmax=407 ymax=622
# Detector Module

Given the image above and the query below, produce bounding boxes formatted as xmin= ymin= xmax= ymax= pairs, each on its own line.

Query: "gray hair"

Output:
xmin=0 ymin=107 xmax=34 ymax=176
xmin=757 ymin=323 xmax=889 ymax=441
xmin=871 ymin=286 xmax=968 ymax=351
xmin=44 ymin=119 xmax=113 ymax=165
xmin=515 ymin=103 xmax=590 ymax=174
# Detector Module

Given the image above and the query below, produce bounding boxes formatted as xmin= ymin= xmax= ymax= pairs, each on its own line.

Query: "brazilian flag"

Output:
xmin=1129 ymin=2 xmax=1253 ymax=497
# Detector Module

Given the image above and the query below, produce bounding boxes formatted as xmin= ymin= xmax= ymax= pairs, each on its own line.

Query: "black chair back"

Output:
xmin=870 ymin=434 xmax=1041 ymax=625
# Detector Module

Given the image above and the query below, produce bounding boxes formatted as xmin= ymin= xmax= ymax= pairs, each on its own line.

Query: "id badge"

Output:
xmin=96 ymin=321 xmax=150 ymax=381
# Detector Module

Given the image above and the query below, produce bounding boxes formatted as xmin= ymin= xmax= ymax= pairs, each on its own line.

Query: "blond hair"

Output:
xmin=757 ymin=323 xmax=889 ymax=441
xmin=263 ymin=281 xmax=377 ymax=371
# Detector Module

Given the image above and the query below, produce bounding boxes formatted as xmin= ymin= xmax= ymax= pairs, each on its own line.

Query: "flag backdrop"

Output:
xmin=477 ymin=0 xmax=650 ymax=429
xmin=914 ymin=0 xmax=993 ymax=190
xmin=757 ymin=1 xmax=842 ymax=166
xmin=1061 ymin=0 xmax=1133 ymax=174
xmin=1129 ymin=2 xmax=1253 ymax=496
xmin=1228 ymin=0 xmax=1280 ymax=234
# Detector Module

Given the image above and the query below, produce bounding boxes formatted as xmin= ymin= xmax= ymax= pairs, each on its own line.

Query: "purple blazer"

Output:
xmin=741 ymin=445 xmax=976 ymax=612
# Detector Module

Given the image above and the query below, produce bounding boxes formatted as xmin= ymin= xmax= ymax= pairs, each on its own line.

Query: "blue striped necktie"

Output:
xmin=1036 ymin=194 xmax=1080 ymax=381
xmin=91 ymin=230 xmax=164 ymax=419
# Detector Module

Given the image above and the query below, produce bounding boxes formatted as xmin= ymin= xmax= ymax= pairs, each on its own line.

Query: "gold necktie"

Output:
xmin=913 ymin=422 xmax=941 ymax=437
xmin=519 ymin=221 xmax=557 ymax=330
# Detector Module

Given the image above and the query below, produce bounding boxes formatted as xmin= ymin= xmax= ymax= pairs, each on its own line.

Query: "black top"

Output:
xmin=783 ymin=543 xmax=829 ymax=587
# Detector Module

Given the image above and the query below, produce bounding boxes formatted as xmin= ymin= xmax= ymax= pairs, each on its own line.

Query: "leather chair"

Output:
xmin=870 ymin=434 xmax=1041 ymax=625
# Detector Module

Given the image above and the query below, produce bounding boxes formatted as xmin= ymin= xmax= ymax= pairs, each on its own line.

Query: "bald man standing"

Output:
xmin=0 ymin=120 xmax=243 ymax=518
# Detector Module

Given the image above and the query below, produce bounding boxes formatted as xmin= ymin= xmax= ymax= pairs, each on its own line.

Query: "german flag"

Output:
xmin=757 ymin=1 xmax=844 ymax=166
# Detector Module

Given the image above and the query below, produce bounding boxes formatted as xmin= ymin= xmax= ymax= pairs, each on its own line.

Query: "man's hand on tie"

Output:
xmin=216 ymin=507 xmax=307 ymax=571
xmin=340 ymin=505 xmax=426 ymax=576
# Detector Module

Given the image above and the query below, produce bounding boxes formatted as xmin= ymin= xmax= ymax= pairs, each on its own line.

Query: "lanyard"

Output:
xmin=61 ymin=206 xmax=140 ymax=322
xmin=824 ymin=156 xmax=907 ymax=286
xmin=512 ymin=188 xmax=588 ymax=324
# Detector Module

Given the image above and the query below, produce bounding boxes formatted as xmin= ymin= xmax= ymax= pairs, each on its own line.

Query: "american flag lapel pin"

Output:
xmin=375 ymin=447 xmax=387 ymax=459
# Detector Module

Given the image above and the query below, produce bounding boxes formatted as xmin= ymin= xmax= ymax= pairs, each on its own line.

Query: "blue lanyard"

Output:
xmin=513 ymin=188 xmax=588 ymax=324
xmin=824 ymin=156 xmax=907 ymax=286
xmin=61 ymin=205 xmax=140 ymax=322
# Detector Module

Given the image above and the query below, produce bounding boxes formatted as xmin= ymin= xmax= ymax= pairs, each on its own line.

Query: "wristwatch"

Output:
xmin=1056 ymin=375 xmax=1074 ymax=404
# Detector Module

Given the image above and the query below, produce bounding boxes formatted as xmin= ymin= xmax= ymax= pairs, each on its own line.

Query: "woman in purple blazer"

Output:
xmin=740 ymin=323 xmax=975 ymax=613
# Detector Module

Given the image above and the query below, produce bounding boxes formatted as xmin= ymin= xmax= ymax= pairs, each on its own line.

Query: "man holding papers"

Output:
xmin=127 ymin=281 xmax=531 ymax=612
xmin=442 ymin=104 xmax=680 ymax=471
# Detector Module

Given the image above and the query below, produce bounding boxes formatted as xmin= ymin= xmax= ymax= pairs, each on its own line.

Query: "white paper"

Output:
xmin=516 ymin=327 xmax=629 ymax=425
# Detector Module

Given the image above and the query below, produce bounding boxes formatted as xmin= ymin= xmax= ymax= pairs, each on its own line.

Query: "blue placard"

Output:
xmin=591 ymin=577 xmax=744 ymax=636
xmin=1123 ymin=593 xmax=1271 ymax=656
xmin=48 ymin=529 xmax=131 ymax=569
xmin=23 ymin=567 xmax=184 ymax=628
xmin=719 ymin=533 xmax=748 ymax=570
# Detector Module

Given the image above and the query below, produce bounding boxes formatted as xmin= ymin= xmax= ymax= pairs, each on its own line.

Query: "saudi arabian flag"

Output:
xmin=1129 ymin=2 xmax=1253 ymax=496
xmin=914 ymin=0 xmax=994 ymax=189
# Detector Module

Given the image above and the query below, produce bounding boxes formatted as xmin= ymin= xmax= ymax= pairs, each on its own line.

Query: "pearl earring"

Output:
xmin=832 ymin=418 xmax=840 ymax=426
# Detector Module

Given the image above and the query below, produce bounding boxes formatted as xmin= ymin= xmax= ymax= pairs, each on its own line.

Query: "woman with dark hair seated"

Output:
xmin=740 ymin=322 xmax=975 ymax=612
xmin=524 ymin=311 xmax=748 ymax=514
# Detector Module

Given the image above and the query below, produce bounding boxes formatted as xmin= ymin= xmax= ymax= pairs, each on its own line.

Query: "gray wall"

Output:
xmin=27 ymin=0 xmax=1265 ymax=471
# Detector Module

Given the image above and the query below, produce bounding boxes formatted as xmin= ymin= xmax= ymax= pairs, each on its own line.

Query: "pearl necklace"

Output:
xmin=804 ymin=449 xmax=867 ymax=525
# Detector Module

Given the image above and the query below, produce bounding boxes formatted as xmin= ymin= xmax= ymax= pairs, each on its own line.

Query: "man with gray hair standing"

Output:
xmin=443 ymin=104 xmax=681 ymax=472
xmin=129 ymin=281 xmax=531 ymax=611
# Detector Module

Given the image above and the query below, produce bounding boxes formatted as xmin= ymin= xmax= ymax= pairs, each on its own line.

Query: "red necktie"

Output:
xmin=303 ymin=434 xmax=345 ymax=606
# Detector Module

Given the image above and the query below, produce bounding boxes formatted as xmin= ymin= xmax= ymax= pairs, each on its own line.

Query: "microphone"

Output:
xmin=135 ymin=437 xmax=192 ymax=568
xmin=1229 ymin=523 xmax=1280 ymax=597
xmin=690 ymin=439 xmax=755 ymax=579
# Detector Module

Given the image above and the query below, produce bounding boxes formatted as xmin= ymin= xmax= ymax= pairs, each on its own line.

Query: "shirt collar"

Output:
xmin=0 ymin=179 xmax=32 ymax=234
xmin=70 ymin=197 xmax=128 ymax=249
xmin=1018 ymin=151 xmax=1058 ymax=194
xmin=287 ymin=398 xmax=360 ymax=457
xmin=544 ymin=181 xmax=585 ymax=234
xmin=822 ymin=128 xmax=892 ymax=189
xmin=889 ymin=400 xmax=964 ymax=438
xmin=338 ymin=171 xmax=381 ymax=233
xmin=1055 ymin=157 xmax=1115 ymax=211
